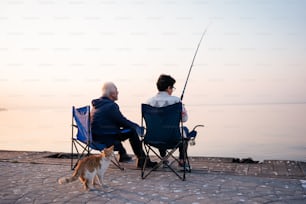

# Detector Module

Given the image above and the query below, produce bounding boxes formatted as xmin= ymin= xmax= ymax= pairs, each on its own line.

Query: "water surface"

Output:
xmin=1 ymin=103 xmax=305 ymax=162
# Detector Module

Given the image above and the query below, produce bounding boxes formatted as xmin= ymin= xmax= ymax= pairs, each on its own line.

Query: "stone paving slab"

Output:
xmin=0 ymin=150 xmax=306 ymax=203
xmin=0 ymin=161 xmax=306 ymax=204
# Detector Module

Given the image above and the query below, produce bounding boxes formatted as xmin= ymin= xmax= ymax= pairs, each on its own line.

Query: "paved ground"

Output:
xmin=0 ymin=150 xmax=305 ymax=203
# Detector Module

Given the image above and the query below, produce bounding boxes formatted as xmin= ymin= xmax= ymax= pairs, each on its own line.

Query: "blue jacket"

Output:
xmin=91 ymin=96 xmax=139 ymax=136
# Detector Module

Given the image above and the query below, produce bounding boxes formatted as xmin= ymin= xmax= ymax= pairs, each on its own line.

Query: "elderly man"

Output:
xmin=91 ymin=82 xmax=157 ymax=168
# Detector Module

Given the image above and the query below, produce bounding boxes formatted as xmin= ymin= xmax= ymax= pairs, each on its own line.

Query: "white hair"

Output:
xmin=102 ymin=82 xmax=117 ymax=97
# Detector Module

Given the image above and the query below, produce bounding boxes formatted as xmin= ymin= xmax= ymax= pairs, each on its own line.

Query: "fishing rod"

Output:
xmin=180 ymin=26 xmax=209 ymax=101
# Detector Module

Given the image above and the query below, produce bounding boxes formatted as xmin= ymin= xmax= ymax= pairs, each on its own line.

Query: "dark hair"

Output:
xmin=156 ymin=74 xmax=176 ymax=91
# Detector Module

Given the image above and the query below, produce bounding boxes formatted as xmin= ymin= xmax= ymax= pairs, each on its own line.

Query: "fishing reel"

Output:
xmin=186 ymin=125 xmax=204 ymax=146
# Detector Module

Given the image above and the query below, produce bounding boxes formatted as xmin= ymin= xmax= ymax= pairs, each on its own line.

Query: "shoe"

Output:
xmin=137 ymin=158 xmax=158 ymax=168
xmin=119 ymin=154 xmax=132 ymax=163
xmin=178 ymin=161 xmax=191 ymax=171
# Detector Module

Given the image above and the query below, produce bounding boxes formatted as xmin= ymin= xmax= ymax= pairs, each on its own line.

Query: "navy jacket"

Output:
xmin=91 ymin=96 xmax=139 ymax=136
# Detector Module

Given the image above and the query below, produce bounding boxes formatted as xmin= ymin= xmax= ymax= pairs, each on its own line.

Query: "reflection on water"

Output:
xmin=0 ymin=104 xmax=305 ymax=162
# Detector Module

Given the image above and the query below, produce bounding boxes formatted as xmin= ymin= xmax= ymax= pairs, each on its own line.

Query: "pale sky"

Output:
xmin=1 ymin=0 xmax=306 ymax=160
xmin=1 ymin=0 xmax=306 ymax=110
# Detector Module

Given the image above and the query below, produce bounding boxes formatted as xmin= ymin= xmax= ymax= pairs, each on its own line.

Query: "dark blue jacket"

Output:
xmin=91 ymin=96 xmax=139 ymax=136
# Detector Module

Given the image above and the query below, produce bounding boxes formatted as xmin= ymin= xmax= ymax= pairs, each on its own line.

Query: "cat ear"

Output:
xmin=109 ymin=145 xmax=114 ymax=151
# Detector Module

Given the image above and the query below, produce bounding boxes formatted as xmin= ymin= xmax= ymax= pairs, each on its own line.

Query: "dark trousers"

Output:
xmin=159 ymin=140 xmax=188 ymax=160
xmin=93 ymin=129 xmax=145 ymax=158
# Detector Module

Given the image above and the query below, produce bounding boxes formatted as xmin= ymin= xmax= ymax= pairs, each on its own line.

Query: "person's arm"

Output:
xmin=110 ymin=103 xmax=140 ymax=129
xmin=174 ymin=96 xmax=188 ymax=122
xmin=182 ymin=104 xmax=188 ymax=122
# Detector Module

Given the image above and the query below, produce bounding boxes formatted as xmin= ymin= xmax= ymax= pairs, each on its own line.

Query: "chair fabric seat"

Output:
xmin=145 ymin=140 xmax=180 ymax=150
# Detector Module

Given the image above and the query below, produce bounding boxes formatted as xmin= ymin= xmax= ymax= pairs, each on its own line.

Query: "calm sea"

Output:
xmin=1 ymin=103 xmax=305 ymax=162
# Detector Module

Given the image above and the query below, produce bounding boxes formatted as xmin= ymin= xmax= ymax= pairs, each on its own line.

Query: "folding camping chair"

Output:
xmin=71 ymin=105 xmax=123 ymax=170
xmin=140 ymin=102 xmax=190 ymax=181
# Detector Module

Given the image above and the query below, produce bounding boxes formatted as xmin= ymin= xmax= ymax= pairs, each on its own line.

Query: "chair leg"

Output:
xmin=71 ymin=140 xmax=91 ymax=170
xmin=141 ymin=144 xmax=187 ymax=181
xmin=71 ymin=140 xmax=81 ymax=170
xmin=111 ymin=153 xmax=124 ymax=171
xmin=141 ymin=145 xmax=151 ymax=179
xmin=162 ymin=154 xmax=186 ymax=181
xmin=141 ymin=144 xmax=161 ymax=179
xmin=184 ymin=140 xmax=191 ymax=173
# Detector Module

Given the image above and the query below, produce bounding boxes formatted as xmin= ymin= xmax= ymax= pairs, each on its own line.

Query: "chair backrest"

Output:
xmin=71 ymin=105 xmax=123 ymax=170
xmin=72 ymin=105 xmax=107 ymax=151
xmin=72 ymin=106 xmax=92 ymax=144
xmin=141 ymin=102 xmax=183 ymax=149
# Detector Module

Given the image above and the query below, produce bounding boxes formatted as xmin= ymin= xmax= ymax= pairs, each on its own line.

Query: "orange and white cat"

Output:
xmin=58 ymin=145 xmax=114 ymax=190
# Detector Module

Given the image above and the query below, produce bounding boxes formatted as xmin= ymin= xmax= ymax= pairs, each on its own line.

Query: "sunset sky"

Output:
xmin=1 ymin=0 xmax=305 ymax=111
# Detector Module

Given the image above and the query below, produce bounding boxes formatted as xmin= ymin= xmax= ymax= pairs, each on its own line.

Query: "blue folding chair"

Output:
xmin=71 ymin=105 xmax=123 ymax=170
xmin=140 ymin=102 xmax=190 ymax=180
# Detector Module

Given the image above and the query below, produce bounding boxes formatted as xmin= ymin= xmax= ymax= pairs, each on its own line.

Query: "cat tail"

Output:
xmin=58 ymin=170 xmax=80 ymax=184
